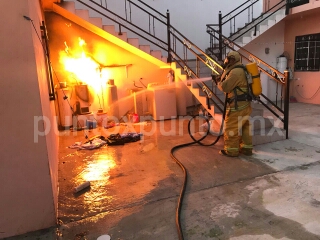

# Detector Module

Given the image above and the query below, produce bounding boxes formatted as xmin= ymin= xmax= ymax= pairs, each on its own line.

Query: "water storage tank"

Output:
xmin=267 ymin=55 xmax=288 ymax=102
xmin=277 ymin=55 xmax=287 ymax=73
xmin=106 ymin=79 xmax=119 ymax=120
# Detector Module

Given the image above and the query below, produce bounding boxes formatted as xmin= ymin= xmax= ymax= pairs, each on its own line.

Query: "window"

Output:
xmin=294 ymin=33 xmax=320 ymax=71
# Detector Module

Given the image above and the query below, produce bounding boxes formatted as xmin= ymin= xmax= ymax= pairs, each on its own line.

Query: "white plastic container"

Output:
xmin=73 ymin=181 xmax=90 ymax=193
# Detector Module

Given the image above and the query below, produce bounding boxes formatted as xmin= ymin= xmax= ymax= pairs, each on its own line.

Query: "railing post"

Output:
xmin=283 ymin=70 xmax=290 ymax=139
xmin=166 ymin=9 xmax=172 ymax=63
xmin=285 ymin=0 xmax=290 ymax=15
xmin=118 ymin=24 xmax=122 ymax=35
xmin=218 ymin=11 xmax=223 ymax=61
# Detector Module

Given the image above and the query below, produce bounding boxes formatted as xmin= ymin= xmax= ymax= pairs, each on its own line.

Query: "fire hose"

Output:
xmin=170 ymin=96 xmax=228 ymax=240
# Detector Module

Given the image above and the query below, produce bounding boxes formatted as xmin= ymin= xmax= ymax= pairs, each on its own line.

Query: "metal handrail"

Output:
xmin=206 ymin=26 xmax=285 ymax=83
xmin=222 ymin=0 xmax=257 ymax=20
xmin=168 ymin=27 xmax=226 ymax=112
xmin=208 ymin=0 xmax=286 ymax=39
xmin=172 ymin=57 xmax=224 ymax=113
xmin=75 ymin=0 xmax=167 ymax=50
xmin=169 ymin=24 xmax=223 ymax=74
xmin=222 ymin=0 xmax=259 ymax=25
xmin=136 ymin=0 xmax=166 ymax=18
xmin=229 ymin=0 xmax=286 ymax=41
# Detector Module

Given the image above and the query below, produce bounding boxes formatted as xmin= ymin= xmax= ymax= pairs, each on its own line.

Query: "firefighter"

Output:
xmin=217 ymin=51 xmax=253 ymax=157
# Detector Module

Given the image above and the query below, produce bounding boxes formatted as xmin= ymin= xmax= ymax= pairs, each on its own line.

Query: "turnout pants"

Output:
xmin=223 ymin=105 xmax=253 ymax=156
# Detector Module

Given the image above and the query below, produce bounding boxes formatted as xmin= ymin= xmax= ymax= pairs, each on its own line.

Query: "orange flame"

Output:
xmin=60 ymin=38 xmax=110 ymax=92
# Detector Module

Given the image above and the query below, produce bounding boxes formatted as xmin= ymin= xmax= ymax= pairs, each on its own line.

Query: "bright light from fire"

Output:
xmin=80 ymin=155 xmax=116 ymax=182
xmin=78 ymin=37 xmax=86 ymax=47
xmin=59 ymin=38 xmax=110 ymax=92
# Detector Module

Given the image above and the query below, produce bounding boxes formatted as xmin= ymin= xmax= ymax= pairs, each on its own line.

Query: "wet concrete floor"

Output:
xmin=3 ymin=103 xmax=320 ymax=240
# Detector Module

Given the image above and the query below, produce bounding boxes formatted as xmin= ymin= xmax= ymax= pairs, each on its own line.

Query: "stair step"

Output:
xmin=116 ymin=32 xmax=127 ymax=41
xmin=89 ymin=17 xmax=102 ymax=28
xmin=251 ymin=29 xmax=260 ymax=39
xmin=75 ymin=9 xmax=89 ymax=21
xmin=258 ymin=24 xmax=268 ymax=34
xmin=253 ymin=128 xmax=286 ymax=145
xmin=102 ymin=25 xmax=116 ymax=35
xmin=251 ymin=116 xmax=274 ymax=130
xmin=267 ymin=19 xmax=275 ymax=27
xmin=60 ymin=1 xmax=75 ymax=14
xmin=151 ymin=50 xmax=162 ymax=60
xmin=251 ymin=107 xmax=263 ymax=117
xmin=139 ymin=45 xmax=151 ymax=54
xmin=186 ymin=84 xmax=216 ymax=117
xmin=275 ymin=13 xmax=285 ymax=22
xmin=233 ymin=43 xmax=242 ymax=51
xmin=242 ymin=36 xmax=251 ymax=44
xmin=127 ymin=38 xmax=139 ymax=48
xmin=161 ymin=56 xmax=168 ymax=63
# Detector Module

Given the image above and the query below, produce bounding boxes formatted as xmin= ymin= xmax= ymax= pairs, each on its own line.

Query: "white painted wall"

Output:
xmin=0 ymin=0 xmax=58 ymax=238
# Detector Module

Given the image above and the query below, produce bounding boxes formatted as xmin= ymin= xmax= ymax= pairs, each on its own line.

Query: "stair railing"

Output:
xmin=207 ymin=0 xmax=286 ymax=60
xmin=168 ymin=24 xmax=225 ymax=112
xmin=62 ymin=0 xmax=227 ymax=113
xmin=223 ymin=0 xmax=260 ymax=38
xmin=229 ymin=0 xmax=286 ymax=42
xmin=73 ymin=0 xmax=169 ymax=53
xmin=206 ymin=26 xmax=290 ymax=138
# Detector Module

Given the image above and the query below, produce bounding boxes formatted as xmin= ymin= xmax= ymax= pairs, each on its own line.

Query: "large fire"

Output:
xmin=59 ymin=37 xmax=110 ymax=92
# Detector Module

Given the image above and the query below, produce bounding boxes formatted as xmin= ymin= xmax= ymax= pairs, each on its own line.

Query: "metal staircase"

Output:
xmin=59 ymin=0 xmax=168 ymax=62
xmin=207 ymin=0 xmax=287 ymax=60
xmin=52 ymin=0 xmax=290 ymax=145
xmin=234 ymin=8 xmax=286 ymax=48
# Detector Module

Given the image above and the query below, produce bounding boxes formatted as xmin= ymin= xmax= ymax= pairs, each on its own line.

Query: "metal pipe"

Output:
xmin=251 ymin=4 xmax=253 ymax=21
xmin=40 ymin=22 xmax=55 ymax=101
xmin=233 ymin=17 xmax=235 ymax=35
xmin=218 ymin=11 xmax=223 ymax=61
xmin=167 ymin=10 xmax=172 ymax=63
xmin=283 ymin=70 xmax=290 ymax=139
xmin=124 ymin=0 xmax=127 ymax=21
xmin=136 ymin=0 xmax=166 ymax=18
xmin=276 ymin=82 xmax=278 ymax=107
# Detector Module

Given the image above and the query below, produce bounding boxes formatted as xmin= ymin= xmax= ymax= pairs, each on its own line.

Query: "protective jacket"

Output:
xmin=218 ymin=62 xmax=250 ymax=111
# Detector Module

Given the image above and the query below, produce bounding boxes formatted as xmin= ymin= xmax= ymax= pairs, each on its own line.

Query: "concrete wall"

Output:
xmin=284 ymin=10 xmax=320 ymax=104
xmin=241 ymin=21 xmax=285 ymax=102
xmin=290 ymin=0 xmax=320 ymax=14
xmin=0 ymin=0 xmax=58 ymax=238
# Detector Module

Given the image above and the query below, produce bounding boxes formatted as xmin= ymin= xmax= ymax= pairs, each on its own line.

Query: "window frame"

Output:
xmin=294 ymin=33 xmax=320 ymax=72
